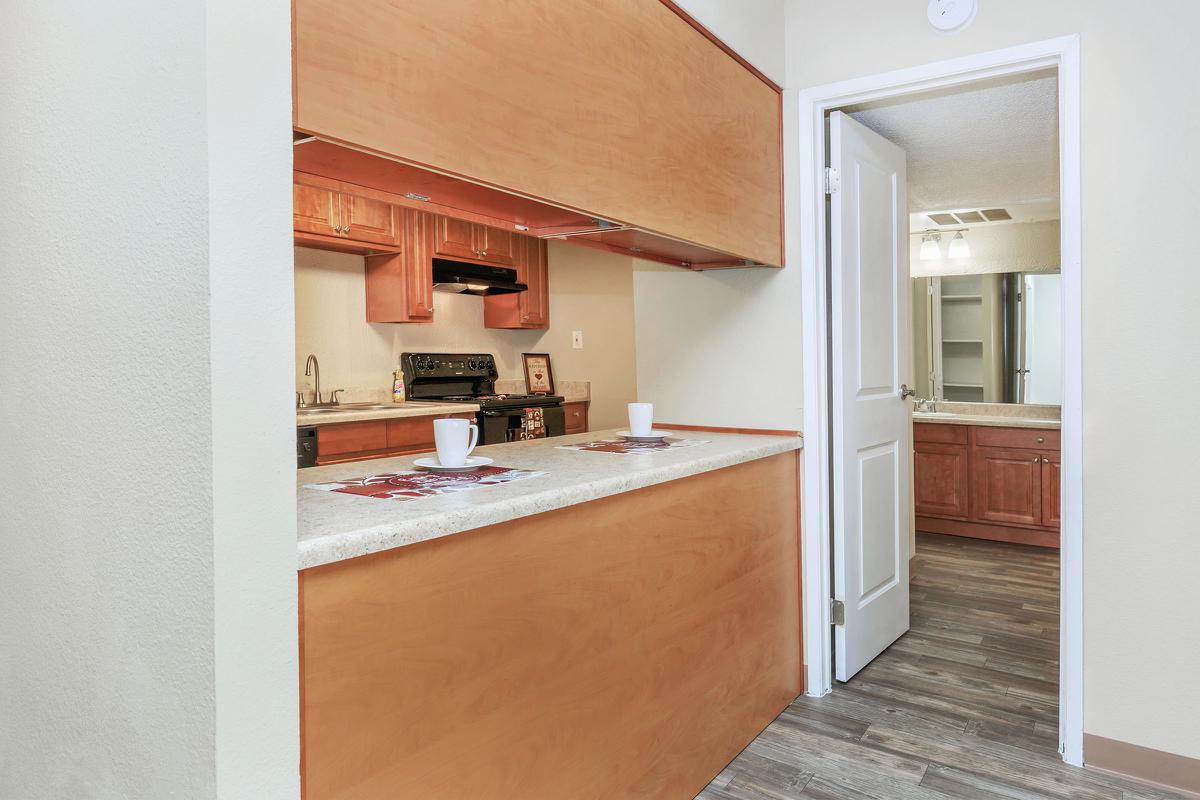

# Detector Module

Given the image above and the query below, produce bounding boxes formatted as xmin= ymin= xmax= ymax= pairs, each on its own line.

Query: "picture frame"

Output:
xmin=522 ymin=353 xmax=555 ymax=395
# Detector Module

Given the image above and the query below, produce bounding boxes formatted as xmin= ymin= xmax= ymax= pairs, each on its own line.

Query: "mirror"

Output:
xmin=911 ymin=270 xmax=1062 ymax=404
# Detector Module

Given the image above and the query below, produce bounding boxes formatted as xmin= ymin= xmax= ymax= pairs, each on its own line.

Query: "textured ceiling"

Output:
xmin=846 ymin=70 xmax=1059 ymax=213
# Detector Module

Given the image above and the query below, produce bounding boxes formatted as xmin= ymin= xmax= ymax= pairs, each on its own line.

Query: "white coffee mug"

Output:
xmin=627 ymin=402 xmax=654 ymax=436
xmin=433 ymin=418 xmax=479 ymax=467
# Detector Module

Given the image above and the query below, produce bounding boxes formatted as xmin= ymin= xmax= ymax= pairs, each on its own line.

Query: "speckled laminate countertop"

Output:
xmin=297 ymin=428 xmax=802 ymax=569
xmin=912 ymin=412 xmax=1061 ymax=430
xmin=295 ymin=400 xmax=479 ymax=427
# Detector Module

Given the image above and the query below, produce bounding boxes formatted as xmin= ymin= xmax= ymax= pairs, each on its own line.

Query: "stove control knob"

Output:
xmin=468 ymin=359 xmax=477 ymax=370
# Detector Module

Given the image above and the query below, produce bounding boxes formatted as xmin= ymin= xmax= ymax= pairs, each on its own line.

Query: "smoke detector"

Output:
xmin=927 ymin=0 xmax=977 ymax=33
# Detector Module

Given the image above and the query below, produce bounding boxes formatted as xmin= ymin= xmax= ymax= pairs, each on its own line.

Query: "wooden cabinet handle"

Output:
xmin=1033 ymin=457 xmax=1039 ymax=463
xmin=1036 ymin=436 xmax=1045 ymax=443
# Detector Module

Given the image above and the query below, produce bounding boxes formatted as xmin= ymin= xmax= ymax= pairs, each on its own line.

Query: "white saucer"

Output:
xmin=616 ymin=430 xmax=672 ymax=442
xmin=413 ymin=456 xmax=494 ymax=472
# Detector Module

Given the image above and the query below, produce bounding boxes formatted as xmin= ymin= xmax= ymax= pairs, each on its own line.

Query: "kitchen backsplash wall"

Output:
xmin=294 ymin=241 xmax=638 ymax=429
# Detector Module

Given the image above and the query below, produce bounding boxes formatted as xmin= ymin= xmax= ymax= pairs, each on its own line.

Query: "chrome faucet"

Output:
xmin=305 ymin=354 xmax=323 ymax=405
xmin=914 ymin=397 xmax=937 ymax=413
xmin=300 ymin=354 xmax=344 ymax=408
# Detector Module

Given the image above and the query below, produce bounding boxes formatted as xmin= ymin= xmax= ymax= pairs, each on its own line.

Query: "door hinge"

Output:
xmin=830 ymin=599 xmax=845 ymax=626
xmin=824 ymin=167 xmax=840 ymax=195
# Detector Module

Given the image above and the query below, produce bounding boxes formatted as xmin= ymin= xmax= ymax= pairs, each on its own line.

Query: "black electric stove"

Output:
xmin=400 ymin=352 xmax=565 ymax=443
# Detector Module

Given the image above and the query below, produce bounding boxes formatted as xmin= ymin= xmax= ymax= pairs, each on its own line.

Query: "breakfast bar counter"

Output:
xmin=298 ymin=428 xmax=804 ymax=800
xmin=297 ymin=428 xmax=802 ymax=569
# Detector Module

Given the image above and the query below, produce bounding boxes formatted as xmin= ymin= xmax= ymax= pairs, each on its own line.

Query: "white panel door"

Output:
xmin=829 ymin=111 xmax=912 ymax=682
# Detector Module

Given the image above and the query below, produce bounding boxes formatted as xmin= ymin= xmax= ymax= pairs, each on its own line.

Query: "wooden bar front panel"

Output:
xmin=299 ymin=452 xmax=802 ymax=799
xmin=293 ymin=0 xmax=783 ymax=266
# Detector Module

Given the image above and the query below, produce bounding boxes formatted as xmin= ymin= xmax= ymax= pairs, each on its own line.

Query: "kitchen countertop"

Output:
xmin=295 ymin=400 xmax=479 ymax=427
xmin=297 ymin=428 xmax=802 ymax=569
xmin=495 ymin=378 xmax=591 ymax=404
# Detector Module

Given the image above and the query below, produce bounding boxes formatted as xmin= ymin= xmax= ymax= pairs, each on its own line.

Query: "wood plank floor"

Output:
xmin=696 ymin=533 xmax=1193 ymax=800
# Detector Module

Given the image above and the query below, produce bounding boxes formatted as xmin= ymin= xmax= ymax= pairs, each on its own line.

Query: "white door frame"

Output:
xmin=797 ymin=35 xmax=1083 ymax=765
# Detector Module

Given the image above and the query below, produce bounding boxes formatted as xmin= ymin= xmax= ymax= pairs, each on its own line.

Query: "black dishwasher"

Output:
xmin=297 ymin=426 xmax=318 ymax=468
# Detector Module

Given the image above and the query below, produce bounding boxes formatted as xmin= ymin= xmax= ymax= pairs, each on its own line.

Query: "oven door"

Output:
xmin=479 ymin=405 xmax=566 ymax=444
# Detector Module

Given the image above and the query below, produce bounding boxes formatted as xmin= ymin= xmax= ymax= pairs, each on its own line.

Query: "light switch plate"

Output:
xmin=572 ymin=330 xmax=584 ymax=349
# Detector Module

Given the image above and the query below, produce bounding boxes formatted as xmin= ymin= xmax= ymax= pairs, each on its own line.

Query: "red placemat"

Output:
xmin=555 ymin=437 xmax=710 ymax=455
xmin=304 ymin=466 xmax=546 ymax=502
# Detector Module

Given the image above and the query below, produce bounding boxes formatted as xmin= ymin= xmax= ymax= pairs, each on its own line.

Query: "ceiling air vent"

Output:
xmin=926 ymin=207 xmax=1013 ymax=226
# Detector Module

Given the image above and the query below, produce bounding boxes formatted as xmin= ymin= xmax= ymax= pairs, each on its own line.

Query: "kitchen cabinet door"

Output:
xmin=475 ymin=225 xmax=518 ymax=266
xmin=972 ymin=447 xmax=1042 ymax=528
xmin=340 ymin=192 xmax=398 ymax=246
xmin=521 ymin=237 xmax=549 ymax=327
xmin=1041 ymin=456 xmax=1061 ymax=529
xmin=913 ymin=441 xmax=969 ymax=519
xmin=564 ymin=402 xmax=588 ymax=434
xmin=434 ymin=217 xmax=478 ymax=260
xmin=483 ymin=236 xmax=549 ymax=330
xmin=365 ymin=209 xmax=434 ymax=323
xmin=294 ymin=181 xmax=341 ymax=237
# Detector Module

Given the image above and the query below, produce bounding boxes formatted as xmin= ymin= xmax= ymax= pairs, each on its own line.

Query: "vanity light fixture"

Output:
xmin=919 ymin=232 xmax=942 ymax=261
xmin=947 ymin=230 xmax=971 ymax=259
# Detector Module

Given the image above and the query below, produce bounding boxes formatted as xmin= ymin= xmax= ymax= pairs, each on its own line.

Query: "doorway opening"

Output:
xmin=798 ymin=37 xmax=1082 ymax=765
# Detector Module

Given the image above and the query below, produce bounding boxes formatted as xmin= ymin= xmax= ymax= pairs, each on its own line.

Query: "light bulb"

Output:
xmin=947 ymin=231 xmax=971 ymax=259
xmin=919 ymin=233 xmax=942 ymax=261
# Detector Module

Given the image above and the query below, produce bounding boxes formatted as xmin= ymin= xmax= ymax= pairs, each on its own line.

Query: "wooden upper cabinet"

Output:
xmin=341 ymin=193 xmax=398 ymax=245
xmin=293 ymin=182 xmax=341 ymax=237
xmin=295 ymin=177 xmax=398 ymax=247
xmin=482 ymin=236 xmax=549 ymax=331
xmin=434 ymin=217 xmax=478 ymax=261
xmin=365 ymin=209 xmax=434 ymax=323
xmin=483 ymin=237 xmax=548 ymax=330
xmin=520 ymin=237 xmax=549 ymax=327
xmin=292 ymin=0 xmax=784 ymax=267
xmin=432 ymin=219 xmax=519 ymax=266
xmin=476 ymin=226 xmax=517 ymax=266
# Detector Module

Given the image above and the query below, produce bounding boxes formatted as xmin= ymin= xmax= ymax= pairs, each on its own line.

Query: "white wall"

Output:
xmin=633 ymin=261 xmax=804 ymax=430
xmin=296 ymin=242 xmax=638 ymax=429
xmin=785 ymin=0 xmax=1200 ymax=764
xmin=208 ymin=0 xmax=300 ymax=797
xmin=669 ymin=0 xmax=787 ymax=85
xmin=634 ymin=0 xmax=802 ymax=433
xmin=0 ymin=2 xmax=297 ymax=797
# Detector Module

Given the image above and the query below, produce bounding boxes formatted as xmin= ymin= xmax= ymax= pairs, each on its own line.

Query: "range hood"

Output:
xmin=431 ymin=259 xmax=527 ymax=296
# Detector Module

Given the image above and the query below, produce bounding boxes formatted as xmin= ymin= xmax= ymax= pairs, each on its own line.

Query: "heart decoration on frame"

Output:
xmin=522 ymin=353 xmax=555 ymax=395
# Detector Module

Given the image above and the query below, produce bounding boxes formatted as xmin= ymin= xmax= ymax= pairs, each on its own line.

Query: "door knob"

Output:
xmin=899 ymin=384 xmax=916 ymax=399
